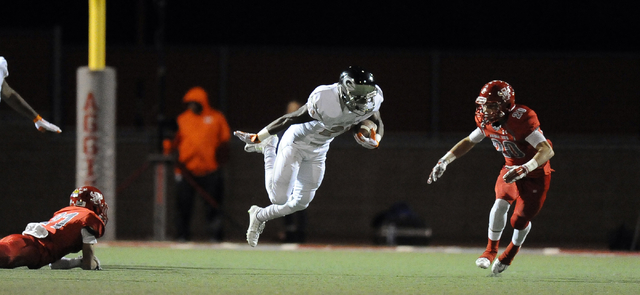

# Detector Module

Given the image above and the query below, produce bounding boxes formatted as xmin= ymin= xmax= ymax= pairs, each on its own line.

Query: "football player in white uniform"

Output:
xmin=234 ymin=66 xmax=385 ymax=247
xmin=0 ymin=56 xmax=61 ymax=133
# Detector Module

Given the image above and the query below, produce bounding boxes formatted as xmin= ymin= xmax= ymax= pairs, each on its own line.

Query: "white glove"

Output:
xmin=234 ymin=130 xmax=259 ymax=144
xmin=49 ymin=257 xmax=82 ymax=269
xmin=503 ymin=159 xmax=538 ymax=183
xmin=427 ymin=159 xmax=448 ymax=184
xmin=503 ymin=165 xmax=528 ymax=183
xmin=34 ymin=115 xmax=62 ymax=133
xmin=92 ymin=255 xmax=102 ymax=270
xmin=50 ymin=255 xmax=101 ymax=270
xmin=354 ymin=131 xmax=380 ymax=149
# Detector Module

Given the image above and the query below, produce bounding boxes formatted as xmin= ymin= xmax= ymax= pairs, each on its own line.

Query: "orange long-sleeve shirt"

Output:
xmin=174 ymin=87 xmax=231 ymax=176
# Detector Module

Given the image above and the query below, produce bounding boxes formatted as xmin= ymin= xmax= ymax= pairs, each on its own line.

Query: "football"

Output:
xmin=356 ymin=119 xmax=377 ymax=138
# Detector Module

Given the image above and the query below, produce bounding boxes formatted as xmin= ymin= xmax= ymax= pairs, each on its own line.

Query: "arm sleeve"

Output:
xmin=0 ymin=57 xmax=8 ymax=98
xmin=524 ymin=128 xmax=547 ymax=147
xmin=81 ymin=227 xmax=98 ymax=244
xmin=0 ymin=57 xmax=8 ymax=79
xmin=468 ymin=127 xmax=485 ymax=143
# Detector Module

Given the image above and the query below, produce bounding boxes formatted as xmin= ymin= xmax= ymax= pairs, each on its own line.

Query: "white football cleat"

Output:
xmin=491 ymin=259 xmax=509 ymax=274
xmin=475 ymin=257 xmax=491 ymax=269
xmin=246 ymin=205 xmax=266 ymax=247
xmin=244 ymin=135 xmax=278 ymax=154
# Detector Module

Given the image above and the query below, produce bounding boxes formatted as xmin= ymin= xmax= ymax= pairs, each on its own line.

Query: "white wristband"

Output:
xmin=523 ymin=159 xmax=538 ymax=172
xmin=256 ymin=128 xmax=271 ymax=142
xmin=441 ymin=151 xmax=456 ymax=164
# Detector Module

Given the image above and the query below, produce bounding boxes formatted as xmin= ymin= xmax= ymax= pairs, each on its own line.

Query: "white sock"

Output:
xmin=512 ymin=222 xmax=532 ymax=246
xmin=257 ymin=203 xmax=291 ymax=222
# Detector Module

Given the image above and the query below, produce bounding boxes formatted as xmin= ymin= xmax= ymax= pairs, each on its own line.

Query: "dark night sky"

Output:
xmin=1 ymin=1 xmax=638 ymax=52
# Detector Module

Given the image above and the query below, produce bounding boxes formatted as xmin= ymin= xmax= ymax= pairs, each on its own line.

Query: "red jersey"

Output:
xmin=475 ymin=104 xmax=552 ymax=177
xmin=39 ymin=206 xmax=105 ymax=261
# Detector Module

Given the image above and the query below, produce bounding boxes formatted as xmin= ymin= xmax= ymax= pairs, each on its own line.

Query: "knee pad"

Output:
xmin=489 ymin=199 xmax=511 ymax=232
xmin=492 ymin=199 xmax=510 ymax=214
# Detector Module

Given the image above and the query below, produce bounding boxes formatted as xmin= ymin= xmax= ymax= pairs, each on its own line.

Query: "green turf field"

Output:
xmin=1 ymin=243 xmax=638 ymax=295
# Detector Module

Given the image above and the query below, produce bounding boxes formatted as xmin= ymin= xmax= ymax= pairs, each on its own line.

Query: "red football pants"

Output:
xmin=495 ymin=167 xmax=551 ymax=230
xmin=0 ymin=234 xmax=51 ymax=269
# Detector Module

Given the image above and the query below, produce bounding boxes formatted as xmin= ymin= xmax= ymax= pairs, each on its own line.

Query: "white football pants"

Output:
xmin=256 ymin=131 xmax=328 ymax=222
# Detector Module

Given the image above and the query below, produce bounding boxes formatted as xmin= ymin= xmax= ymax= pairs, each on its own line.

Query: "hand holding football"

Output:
xmin=357 ymin=119 xmax=378 ymax=138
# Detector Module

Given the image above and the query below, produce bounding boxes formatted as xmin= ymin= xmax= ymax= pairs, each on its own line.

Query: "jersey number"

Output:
xmin=45 ymin=212 xmax=79 ymax=229
xmin=491 ymin=139 xmax=525 ymax=159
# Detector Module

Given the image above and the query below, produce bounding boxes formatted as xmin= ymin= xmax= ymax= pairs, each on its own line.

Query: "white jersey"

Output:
xmin=0 ymin=56 xmax=9 ymax=102
xmin=257 ymin=82 xmax=384 ymax=223
xmin=287 ymin=83 xmax=384 ymax=146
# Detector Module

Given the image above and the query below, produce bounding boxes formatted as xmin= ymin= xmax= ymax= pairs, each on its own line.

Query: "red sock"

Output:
xmin=498 ymin=242 xmax=520 ymax=265
xmin=479 ymin=239 xmax=499 ymax=260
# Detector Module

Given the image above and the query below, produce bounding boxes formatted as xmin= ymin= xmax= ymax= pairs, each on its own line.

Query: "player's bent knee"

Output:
xmin=510 ymin=214 xmax=530 ymax=230
xmin=269 ymin=196 xmax=287 ymax=205
xmin=267 ymin=190 xmax=288 ymax=205
xmin=287 ymin=201 xmax=309 ymax=213
xmin=491 ymin=199 xmax=510 ymax=214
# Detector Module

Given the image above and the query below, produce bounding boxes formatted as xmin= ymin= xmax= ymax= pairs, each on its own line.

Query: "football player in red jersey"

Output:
xmin=0 ymin=186 xmax=108 ymax=270
xmin=427 ymin=80 xmax=554 ymax=275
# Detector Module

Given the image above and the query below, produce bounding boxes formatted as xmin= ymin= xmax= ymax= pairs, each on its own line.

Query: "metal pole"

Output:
xmin=88 ymin=0 xmax=106 ymax=71
xmin=152 ymin=0 xmax=168 ymax=241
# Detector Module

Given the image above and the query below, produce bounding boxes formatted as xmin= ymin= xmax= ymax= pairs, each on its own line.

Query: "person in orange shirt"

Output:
xmin=171 ymin=86 xmax=231 ymax=242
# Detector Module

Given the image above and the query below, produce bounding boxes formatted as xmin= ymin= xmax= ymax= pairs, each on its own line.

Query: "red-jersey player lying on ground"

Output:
xmin=0 ymin=186 xmax=108 ymax=270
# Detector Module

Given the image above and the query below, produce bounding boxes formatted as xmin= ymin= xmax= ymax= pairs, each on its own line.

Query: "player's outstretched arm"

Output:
xmin=49 ymin=257 xmax=82 ymax=269
xmin=50 ymin=244 xmax=101 ymax=270
xmin=1 ymin=81 xmax=61 ymax=133
xmin=427 ymin=137 xmax=477 ymax=184
xmin=235 ymin=104 xmax=314 ymax=144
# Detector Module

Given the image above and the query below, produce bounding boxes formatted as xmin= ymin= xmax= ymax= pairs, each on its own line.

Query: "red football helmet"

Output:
xmin=69 ymin=186 xmax=109 ymax=224
xmin=475 ymin=80 xmax=515 ymax=126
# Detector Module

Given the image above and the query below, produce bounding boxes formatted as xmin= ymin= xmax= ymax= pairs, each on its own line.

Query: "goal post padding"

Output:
xmin=76 ymin=66 xmax=117 ymax=241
